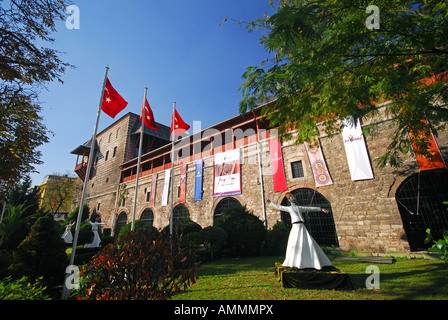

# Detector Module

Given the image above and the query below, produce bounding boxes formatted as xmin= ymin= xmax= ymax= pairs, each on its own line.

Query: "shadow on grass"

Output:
xmin=346 ymin=262 xmax=448 ymax=299
xmin=197 ymin=256 xmax=282 ymax=277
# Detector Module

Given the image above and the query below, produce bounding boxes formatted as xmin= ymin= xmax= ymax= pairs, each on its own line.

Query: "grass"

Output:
xmin=172 ymin=255 xmax=448 ymax=300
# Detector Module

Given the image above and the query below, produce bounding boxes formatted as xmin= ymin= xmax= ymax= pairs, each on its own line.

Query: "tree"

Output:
xmin=0 ymin=204 xmax=29 ymax=251
xmin=238 ymin=0 xmax=448 ymax=167
xmin=39 ymin=174 xmax=77 ymax=214
xmin=0 ymin=0 xmax=72 ymax=187
xmin=10 ymin=215 xmax=67 ymax=293
xmin=2 ymin=175 xmax=40 ymax=218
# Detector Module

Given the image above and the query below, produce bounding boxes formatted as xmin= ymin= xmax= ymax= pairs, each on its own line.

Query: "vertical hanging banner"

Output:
xmin=341 ymin=118 xmax=374 ymax=181
xmin=161 ymin=169 xmax=171 ymax=206
xmin=179 ymin=164 xmax=187 ymax=204
xmin=194 ymin=159 xmax=203 ymax=201
xmin=304 ymin=139 xmax=333 ymax=188
xmin=268 ymin=137 xmax=288 ymax=192
xmin=408 ymin=120 xmax=446 ymax=171
xmin=213 ymin=149 xmax=241 ymax=197
xmin=149 ymin=172 xmax=158 ymax=208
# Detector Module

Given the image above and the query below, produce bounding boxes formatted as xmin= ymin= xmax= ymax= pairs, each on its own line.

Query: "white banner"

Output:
xmin=213 ymin=149 xmax=241 ymax=197
xmin=161 ymin=168 xmax=171 ymax=206
xmin=341 ymin=118 xmax=374 ymax=181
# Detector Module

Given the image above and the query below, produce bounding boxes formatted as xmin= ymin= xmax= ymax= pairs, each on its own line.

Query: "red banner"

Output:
xmin=179 ymin=164 xmax=187 ymax=203
xmin=409 ymin=122 xmax=446 ymax=171
xmin=269 ymin=137 xmax=288 ymax=192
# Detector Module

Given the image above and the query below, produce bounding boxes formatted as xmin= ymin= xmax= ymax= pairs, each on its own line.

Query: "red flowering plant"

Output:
xmin=76 ymin=228 xmax=200 ymax=300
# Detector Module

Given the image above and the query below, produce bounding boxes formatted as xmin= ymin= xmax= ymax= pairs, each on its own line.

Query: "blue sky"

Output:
xmin=30 ymin=0 xmax=275 ymax=186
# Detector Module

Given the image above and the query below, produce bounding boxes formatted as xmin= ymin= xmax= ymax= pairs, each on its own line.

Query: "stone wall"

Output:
xmin=72 ymin=108 xmax=447 ymax=253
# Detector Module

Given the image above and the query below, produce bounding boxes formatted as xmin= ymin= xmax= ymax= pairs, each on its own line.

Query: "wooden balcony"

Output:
xmin=74 ymin=161 xmax=88 ymax=181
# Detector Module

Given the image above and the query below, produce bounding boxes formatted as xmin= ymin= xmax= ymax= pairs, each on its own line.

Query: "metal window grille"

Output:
xmin=395 ymin=169 xmax=448 ymax=251
xmin=173 ymin=204 xmax=190 ymax=223
xmin=291 ymin=161 xmax=304 ymax=178
xmin=114 ymin=212 xmax=127 ymax=235
xmin=281 ymin=188 xmax=339 ymax=247
xmin=213 ymin=197 xmax=241 ymax=224
xmin=140 ymin=208 xmax=154 ymax=226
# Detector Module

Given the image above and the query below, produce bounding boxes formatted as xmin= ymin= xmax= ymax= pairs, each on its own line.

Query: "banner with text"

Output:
xmin=341 ymin=118 xmax=374 ymax=181
xmin=161 ymin=169 xmax=171 ymax=206
xmin=213 ymin=149 xmax=241 ymax=197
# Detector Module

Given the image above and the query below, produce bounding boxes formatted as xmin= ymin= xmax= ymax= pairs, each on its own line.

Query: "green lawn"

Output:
xmin=172 ymin=255 xmax=448 ymax=300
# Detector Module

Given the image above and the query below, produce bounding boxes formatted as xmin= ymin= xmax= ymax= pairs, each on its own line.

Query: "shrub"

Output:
xmin=214 ymin=205 xmax=267 ymax=257
xmin=61 ymin=204 xmax=90 ymax=230
xmin=117 ymin=220 xmax=158 ymax=242
xmin=0 ymin=204 xmax=30 ymax=252
xmin=0 ymin=276 xmax=50 ymax=300
xmin=264 ymin=221 xmax=290 ymax=256
xmin=163 ymin=218 xmax=203 ymax=246
xmin=77 ymin=229 xmax=200 ymax=300
xmin=77 ymin=222 xmax=94 ymax=245
xmin=425 ymin=228 xmax=448 ymax=263
xmin=200 ymin=226 xmax=227 ymax=260
xmin=10 ymin=215 xmax=67 ymax=293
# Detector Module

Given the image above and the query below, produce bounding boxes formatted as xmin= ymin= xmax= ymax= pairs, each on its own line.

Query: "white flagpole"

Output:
xmin=170 ymin=100 xmax=176 ymax=235
xmin=131 ymin=86 xmax=148 ymax=231
xmin=62 ymin=66 xmax=109 ymax=300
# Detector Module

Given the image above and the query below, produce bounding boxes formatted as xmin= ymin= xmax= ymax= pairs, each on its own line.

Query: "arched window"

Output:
xmin=140 ymin=208 xmax=154 ymax=226
xmin=396 ymin=169 xmax=448 ymax=251
xmin=114 ymin=212 xmax=127 ymax=235
xmin=173 ymin=204 xmax=189 ymax=224
xmin=281 ymin=188 xmax=339 ymax=247
xmin=213 ymin=197 xmax=241 ymax=224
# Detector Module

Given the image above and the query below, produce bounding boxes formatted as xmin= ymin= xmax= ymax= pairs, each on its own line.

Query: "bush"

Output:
xmin=214 ymin=205 xmax=267 ymax=257
xmin=117 ymin=220 xmax=158 ymax=242
xmin=0 ymin=276 xmax=50 ymax=300
xmin=61 ymin=204 xmax=90 ymax=231
xmin=163 ymin=218 xmax=203 ymax=246
xmin=77 ymin=222 xmax=94 ymax=245
xmin=10 ymin=215 xmax=67 ymax=293
xmin=265 ymin=221 xmax=290 ymax=256
xmin=77 ymin=228 xmax=200 ymax=300
xmin=200 ymin=226 xmax=227 ymax=260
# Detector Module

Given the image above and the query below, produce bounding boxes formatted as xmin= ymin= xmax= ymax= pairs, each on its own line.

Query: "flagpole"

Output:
xmin=131 ymin=86 xmax=148 ymax=231
xmin=170 ymin=100 xmax=176 ymax=235
xmin=62 ymin=66 xmax=109 ymax=300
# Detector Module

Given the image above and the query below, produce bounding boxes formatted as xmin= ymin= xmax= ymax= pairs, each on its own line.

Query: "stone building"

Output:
xmin=70 ymin=102 xmax=448 ymax=253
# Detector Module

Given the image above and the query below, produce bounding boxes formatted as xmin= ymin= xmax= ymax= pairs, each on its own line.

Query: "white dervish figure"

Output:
xmin=268 ymin=192 xmax=333 ymax=270
xmin=61 ymin=221 xmax=75 ymax=243
xmin=84 ymin=218 xmax=105 ymax=248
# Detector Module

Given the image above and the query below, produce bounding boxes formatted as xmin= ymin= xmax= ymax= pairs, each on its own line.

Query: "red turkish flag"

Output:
xmin=170 ymin=109 xmax=190 ymax=137
xmin=140 ymin=99 xmax=159 ymax=130
xmin=101 ymin=78 xmax=128 ymax=118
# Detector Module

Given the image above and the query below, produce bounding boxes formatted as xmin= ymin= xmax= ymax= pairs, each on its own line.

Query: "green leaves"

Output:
xmin=425 ymin=227 xmax=448 ymax=263
xmin=239 ymin=0 xmax=448 ymax=167
xmin=77 ymin=229 xmax=200 ymax=300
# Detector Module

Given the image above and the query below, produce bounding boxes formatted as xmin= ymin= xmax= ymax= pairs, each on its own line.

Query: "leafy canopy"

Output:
xmin=238 ymin=0 xmax=448 ymax=167
xmin=0 ymin=0 xmax=72 ymax=187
